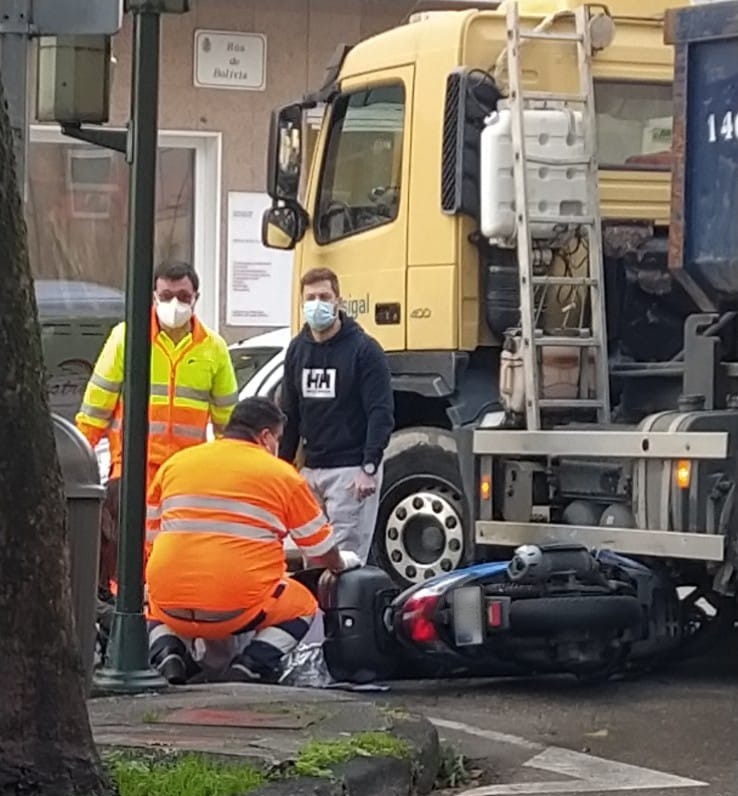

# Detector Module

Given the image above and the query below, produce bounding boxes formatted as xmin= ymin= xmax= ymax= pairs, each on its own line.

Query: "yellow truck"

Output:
xmin=262 ymin=0 xmax=730 ymax=614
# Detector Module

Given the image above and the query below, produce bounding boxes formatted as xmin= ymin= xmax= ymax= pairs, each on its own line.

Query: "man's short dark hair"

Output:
xmin=154 ymin=260 xmax=200 ymax=292
xmin=301 ymin=267 xmax=340 ymax=297
xmin=225 ymin=397 xmax=286 ymax=442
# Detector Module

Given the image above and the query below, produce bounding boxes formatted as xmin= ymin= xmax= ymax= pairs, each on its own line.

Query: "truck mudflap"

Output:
xmin=473 ymin=409 xmax=738 ymax=566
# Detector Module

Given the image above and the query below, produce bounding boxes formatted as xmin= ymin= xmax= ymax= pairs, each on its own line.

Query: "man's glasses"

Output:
xmin=156 ymin=290 xmax=194 ymax=304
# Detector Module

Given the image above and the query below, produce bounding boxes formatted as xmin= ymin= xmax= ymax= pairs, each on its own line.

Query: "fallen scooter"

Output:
xmin=317 ymin=543 xmax=684 ymax=683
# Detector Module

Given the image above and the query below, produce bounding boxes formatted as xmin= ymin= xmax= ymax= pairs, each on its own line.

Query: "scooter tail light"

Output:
xmin=488 ymin=599 xmax=504 ymax=628
xmin=400 ymin=592 xmax=441 ymax=643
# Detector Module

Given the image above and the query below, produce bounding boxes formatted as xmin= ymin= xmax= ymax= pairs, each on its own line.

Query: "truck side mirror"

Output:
xmin=261 ymin=204 xmax=306 ymax=250
xmin=267 ymin=103 xmax=304 ymax=201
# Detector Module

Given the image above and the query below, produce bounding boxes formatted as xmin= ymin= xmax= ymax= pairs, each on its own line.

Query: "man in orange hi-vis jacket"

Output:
xmin=144 ymin=396 xmax=360 ymax=684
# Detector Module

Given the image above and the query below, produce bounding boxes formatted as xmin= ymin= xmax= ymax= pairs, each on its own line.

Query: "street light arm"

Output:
xmin=60 ymin=123 xmax=128 ymax=155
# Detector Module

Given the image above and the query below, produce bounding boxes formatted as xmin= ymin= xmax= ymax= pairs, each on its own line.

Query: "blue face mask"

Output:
xmin=303 ymin=299 xmax=336 ymax=331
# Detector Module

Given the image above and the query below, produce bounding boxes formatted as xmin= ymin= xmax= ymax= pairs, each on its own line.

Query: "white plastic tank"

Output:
xmin=500 ymin=344 xmax=526 ymax=415
xmin=480 ymin=106 xmax=589 ymax=244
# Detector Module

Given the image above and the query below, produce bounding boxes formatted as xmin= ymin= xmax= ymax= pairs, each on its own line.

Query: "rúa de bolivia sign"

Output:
xmin=194 ymin=30 xmax=266 ymax=91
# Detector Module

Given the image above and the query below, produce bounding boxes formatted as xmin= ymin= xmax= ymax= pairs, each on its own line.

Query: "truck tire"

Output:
xmin=371 ymin=430 xmax=468 ymax=587
xmin=510 ymin=595 xmax=642 ymax=636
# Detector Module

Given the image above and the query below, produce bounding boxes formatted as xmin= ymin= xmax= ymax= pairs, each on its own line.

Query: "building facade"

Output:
xmin=26 ymin=0 xmax=414 ymax=340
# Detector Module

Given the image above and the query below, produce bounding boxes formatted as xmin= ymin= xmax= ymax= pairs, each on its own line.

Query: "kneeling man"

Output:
xmin=145 ymin=396 xmax=358 ymax=683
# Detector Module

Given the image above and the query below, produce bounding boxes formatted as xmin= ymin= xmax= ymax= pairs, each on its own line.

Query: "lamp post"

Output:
xmin=0 ymin=0 xmax=189 ymax=694
xmin=91 ymin=0 xmax=191 ymax=695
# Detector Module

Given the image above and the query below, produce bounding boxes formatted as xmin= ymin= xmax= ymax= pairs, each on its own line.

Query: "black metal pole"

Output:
xmin=94 ymin=6 xmax=166 ymax=693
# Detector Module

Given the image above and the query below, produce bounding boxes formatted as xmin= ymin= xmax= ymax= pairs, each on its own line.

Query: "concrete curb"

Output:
xmin=250 ymin=713 xmax=441 ymax=796
xmin=88 ymin=684 xmax=441 ymax=795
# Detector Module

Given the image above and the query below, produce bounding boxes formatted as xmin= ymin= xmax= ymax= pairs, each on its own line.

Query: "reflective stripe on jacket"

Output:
xmin=75 ymin=308 xmax=238 ymax=480
xmin=144 ymin=438 xmax=335 ymax=611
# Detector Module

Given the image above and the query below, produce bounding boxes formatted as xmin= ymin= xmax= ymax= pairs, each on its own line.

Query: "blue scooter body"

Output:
xmin=319 ymin=544 xmax=683 ymax=683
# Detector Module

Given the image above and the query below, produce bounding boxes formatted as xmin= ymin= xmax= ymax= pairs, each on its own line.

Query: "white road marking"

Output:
xmin=430 ymin=717 xmax=542 ymax=752
xmin=429 ymin=718 xmax=708 ymax=795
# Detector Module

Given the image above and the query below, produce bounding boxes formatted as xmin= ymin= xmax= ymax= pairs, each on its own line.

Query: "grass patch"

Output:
xmin=380 ymin=706 xmax=413 ymax=722
xmin=434 ymin=743 xmax=472 ymax=790
xmin=101 ymin=731 xmax=411 ymax=793
xmin=294 ymin=731 xmax=411 ymax=779
xmin=106 ymin=751 xmax=266 ymax=796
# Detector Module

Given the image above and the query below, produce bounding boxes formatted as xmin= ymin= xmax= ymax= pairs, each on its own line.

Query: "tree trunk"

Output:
xmin=0 ymin=80 xmax=112 ymax=793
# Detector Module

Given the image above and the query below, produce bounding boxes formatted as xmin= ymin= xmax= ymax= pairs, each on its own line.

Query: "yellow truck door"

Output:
xmin=298 ymin=64 xmax=415 ymax=352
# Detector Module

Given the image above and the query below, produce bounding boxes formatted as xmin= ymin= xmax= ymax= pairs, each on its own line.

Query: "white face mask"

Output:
xmin=155 ymin=297 xmax=193 ymax=329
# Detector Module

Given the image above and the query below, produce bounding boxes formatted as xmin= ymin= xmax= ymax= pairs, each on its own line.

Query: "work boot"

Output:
xmin=148 ymin=621 xmax=200 ymax=684
xmin=225 ymin=652 xmax=281 ymax=684
xmin=156 ymin=651 xmax=188 ymax=685
xmin=226 ymin=659 xmax=263 ymax=684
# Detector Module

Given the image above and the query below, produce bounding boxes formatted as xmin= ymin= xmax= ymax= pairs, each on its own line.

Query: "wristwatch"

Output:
xmin=362 ymin=462 xmax=377 ymax=476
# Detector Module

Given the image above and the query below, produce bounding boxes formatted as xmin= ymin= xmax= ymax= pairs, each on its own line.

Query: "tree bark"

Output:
xmin=0 ymin=78 xmax=112 ymax=794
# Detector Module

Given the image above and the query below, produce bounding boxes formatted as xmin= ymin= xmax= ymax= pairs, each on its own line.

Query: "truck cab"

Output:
xmin=262 ymin=0 xmax=682 ymax=587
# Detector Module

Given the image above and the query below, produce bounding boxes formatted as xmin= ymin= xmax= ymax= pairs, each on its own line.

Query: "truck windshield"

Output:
xmin=594 ymin=80 xmax=672 ymax=169
xmin=314 ymin=83 xmax=405 ymax=244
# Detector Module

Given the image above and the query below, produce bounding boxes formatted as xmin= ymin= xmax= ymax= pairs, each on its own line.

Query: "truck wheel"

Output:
xmin=372 ymin=433 xmax=468 ymax=587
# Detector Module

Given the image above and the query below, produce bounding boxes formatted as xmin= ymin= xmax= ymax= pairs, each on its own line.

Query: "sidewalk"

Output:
xmin=88 ymin=683 xmax=440 ymax=795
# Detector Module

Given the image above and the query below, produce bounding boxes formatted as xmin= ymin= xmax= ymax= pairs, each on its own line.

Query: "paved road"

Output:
xmin=377 ymin=634 xmax=738 ymax=796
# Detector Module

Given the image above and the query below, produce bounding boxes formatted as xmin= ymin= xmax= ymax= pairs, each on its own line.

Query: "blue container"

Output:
xmin=666 ymin=2 xmax=738 ymax=308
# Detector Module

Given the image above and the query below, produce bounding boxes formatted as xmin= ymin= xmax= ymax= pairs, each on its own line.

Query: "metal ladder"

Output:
xmin=505 ymin=1 xmax=611 ymax=430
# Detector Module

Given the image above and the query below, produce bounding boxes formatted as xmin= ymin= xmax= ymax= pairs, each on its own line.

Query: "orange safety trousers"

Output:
xmin=147 ymin=577 xmax=317 ymax=641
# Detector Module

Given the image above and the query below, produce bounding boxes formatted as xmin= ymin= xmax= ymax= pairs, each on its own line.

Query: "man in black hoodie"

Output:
xmin=279 ymin=267 xmax=394 ymax=564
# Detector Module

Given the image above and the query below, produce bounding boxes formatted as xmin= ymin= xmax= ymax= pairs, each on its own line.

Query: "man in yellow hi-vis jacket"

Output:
xmin=76 ymin=260 xmax=238 ymax=593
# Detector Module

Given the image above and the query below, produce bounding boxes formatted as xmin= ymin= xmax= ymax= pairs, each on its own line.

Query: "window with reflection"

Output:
xmin=303 ymin=103 xmax=326 ymax=202
xmin=594 ymin=81 xmax=673 ymax=170
xmin=229 ymin=346 xmax=282 ymax=393
xmin=26 ymin=140 xmax=195 ymax=289
xmin=315 ymin=83 xmax=405 ymax=244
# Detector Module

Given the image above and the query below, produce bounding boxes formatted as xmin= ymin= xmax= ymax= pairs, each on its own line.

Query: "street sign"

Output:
xmin=30 ymin=0 xmax=123 ymax=35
